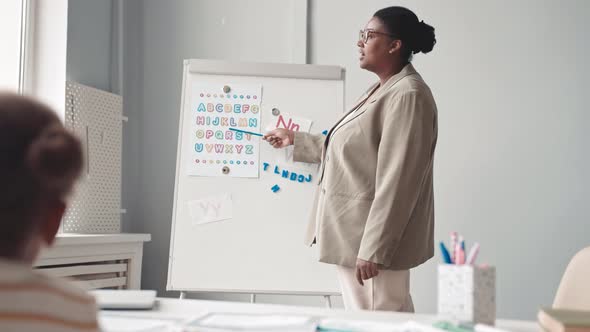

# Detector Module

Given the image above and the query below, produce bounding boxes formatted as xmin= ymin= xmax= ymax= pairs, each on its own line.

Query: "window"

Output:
xmin=0 ymin=0 xmax=26 ymax=92
xmin=0 ymin=0 xmax=68 ymax=118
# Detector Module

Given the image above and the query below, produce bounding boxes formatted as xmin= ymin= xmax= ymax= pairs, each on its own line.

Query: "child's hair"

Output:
xmin=0 ymin=92 xmax=83 ymax=257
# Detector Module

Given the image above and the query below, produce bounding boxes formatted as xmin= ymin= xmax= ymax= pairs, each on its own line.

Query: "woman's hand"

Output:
xmin=263 ymin=128 xmax=294 ymax=149
xmin=355 ymin=258 xmax=380 ymax=286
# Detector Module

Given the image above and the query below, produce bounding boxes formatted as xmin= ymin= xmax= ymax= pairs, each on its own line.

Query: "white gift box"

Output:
xmin=437 ymin=264 xmax=496 ymax=325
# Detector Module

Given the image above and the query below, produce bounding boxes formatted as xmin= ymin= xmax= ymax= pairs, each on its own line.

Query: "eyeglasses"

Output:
xmin=359 ymin=29 xmax=397 ymax=44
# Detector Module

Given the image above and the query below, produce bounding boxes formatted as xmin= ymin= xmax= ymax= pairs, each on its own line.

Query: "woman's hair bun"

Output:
xmin=412 ymin=20 xmax=436 ymax=54
xmin=26 ymin=124 xmax=83 ymax=196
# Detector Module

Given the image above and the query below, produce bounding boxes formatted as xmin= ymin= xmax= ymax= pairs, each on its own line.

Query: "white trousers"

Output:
xmin=336 ymin=265 xmax=414 ymax=312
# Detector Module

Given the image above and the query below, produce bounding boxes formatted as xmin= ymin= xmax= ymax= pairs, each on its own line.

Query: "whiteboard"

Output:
xmin=167 ymin=59 xmax=345 ymax=295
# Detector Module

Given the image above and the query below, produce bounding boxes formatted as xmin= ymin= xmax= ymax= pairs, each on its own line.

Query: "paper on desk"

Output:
xmin=187 ymin=193 xmax=233 ymax=225
xmin=318 ymin=318 xmax=444 ymax=332
xmin=98 ymin=314 xmax=177 ymax=332
xmin=189 ymin=312 xmax=315 ymax=330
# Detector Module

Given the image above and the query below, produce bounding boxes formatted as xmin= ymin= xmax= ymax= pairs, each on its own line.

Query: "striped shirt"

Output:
xmin=0 ymin=259 xmax=100 ymax=332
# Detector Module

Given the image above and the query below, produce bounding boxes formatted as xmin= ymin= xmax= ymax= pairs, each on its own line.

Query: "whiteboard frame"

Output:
xmin=168 ymin=59 xmax=345 ymax=296
xmin=186 ymin=59 xmax=344 ymax=80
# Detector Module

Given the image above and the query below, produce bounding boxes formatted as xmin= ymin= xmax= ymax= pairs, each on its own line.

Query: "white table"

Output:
xmin=99 ymin=297 xmax=540 ymax=332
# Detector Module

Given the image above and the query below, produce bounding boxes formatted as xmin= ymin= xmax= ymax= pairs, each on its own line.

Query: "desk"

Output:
xmin=100 ymin=298 xmax=540 ymax=332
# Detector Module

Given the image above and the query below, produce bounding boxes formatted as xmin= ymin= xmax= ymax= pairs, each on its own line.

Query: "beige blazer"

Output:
xmin=293 ymin=64 xmax=438 ymax=270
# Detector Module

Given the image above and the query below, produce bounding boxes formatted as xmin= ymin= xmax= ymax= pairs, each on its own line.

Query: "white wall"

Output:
xmin=120 ymin=0 xmax=336 ymax=308
xmin=110 ymin=0 xmax=590 ymax=320
xmin=311 ymin=0 xmax=590 ymax=319
xmin=66 ymin=0 xmax=113 ymax=92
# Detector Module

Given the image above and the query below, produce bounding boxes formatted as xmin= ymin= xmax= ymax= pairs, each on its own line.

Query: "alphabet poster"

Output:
xmin=188 ymin=84 xmax=262 ymax=177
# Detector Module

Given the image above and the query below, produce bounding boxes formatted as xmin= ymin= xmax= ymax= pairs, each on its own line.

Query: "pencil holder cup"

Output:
xmin=437 ymin=264 xmax=496 ymax=325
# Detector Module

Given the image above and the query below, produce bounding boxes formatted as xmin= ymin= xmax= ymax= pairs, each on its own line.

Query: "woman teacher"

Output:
xmin=264 ymin=6 xmax=438 ymax=312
